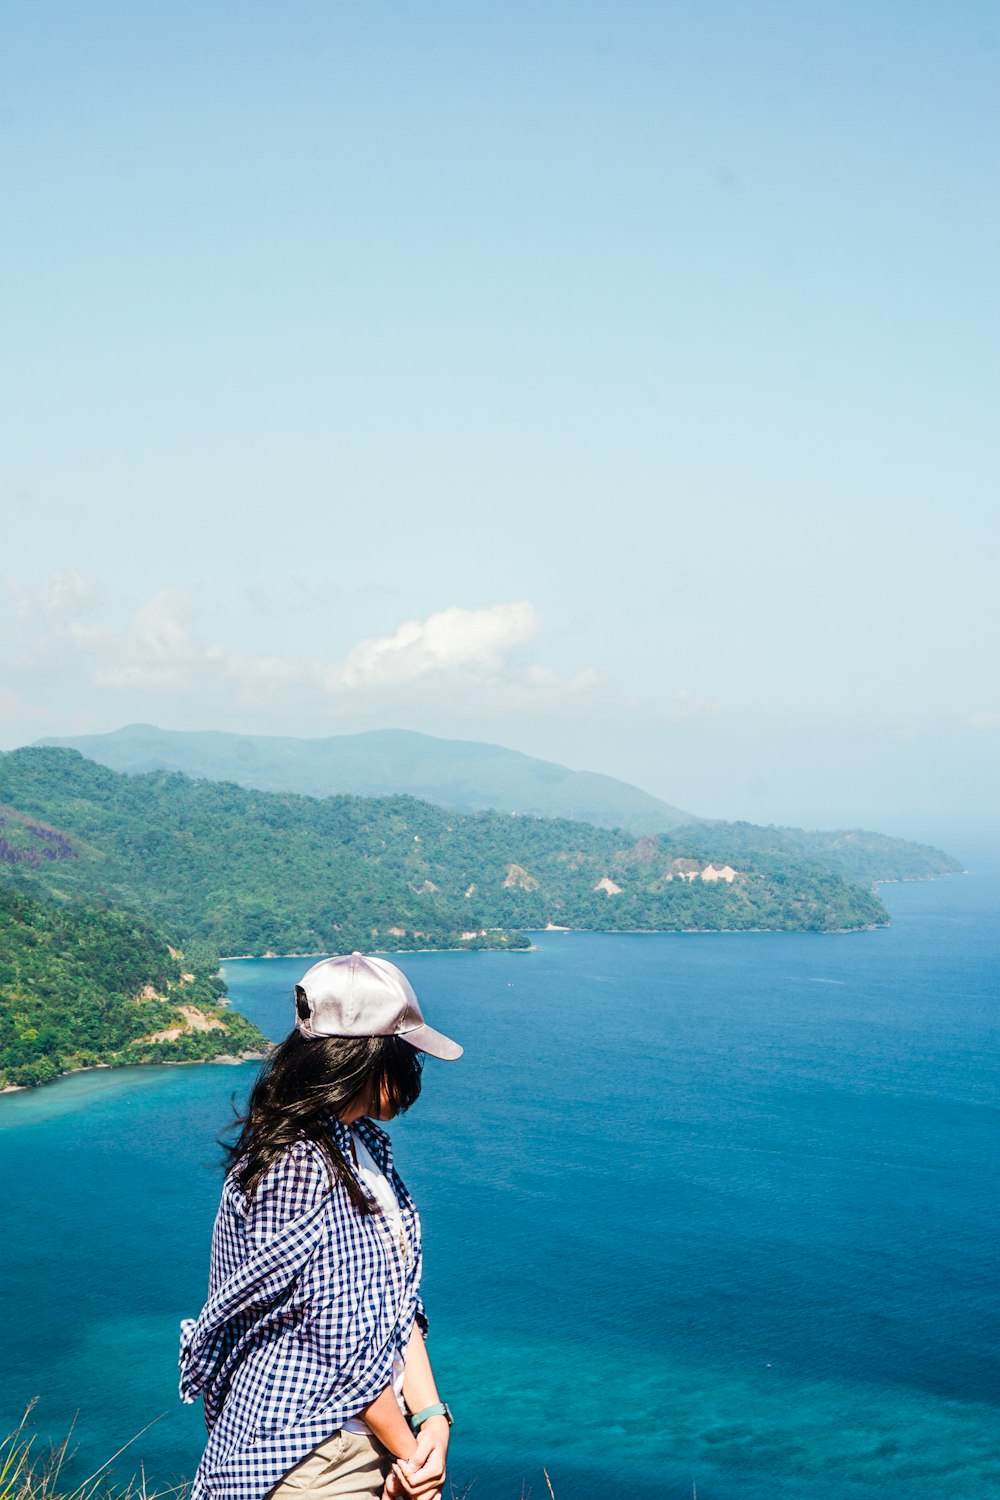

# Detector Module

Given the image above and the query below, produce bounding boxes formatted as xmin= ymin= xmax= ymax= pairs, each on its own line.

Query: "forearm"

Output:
xmin=402 ymin=1325 xmax=441 ymax=1413
xmin=359 ymin=1384 xmax=417 ymax=1461
xmin=401 ymin=1326 xmax=450 ymax=1453
xmin=392 ymin=1327 xmax=449 ymax=1497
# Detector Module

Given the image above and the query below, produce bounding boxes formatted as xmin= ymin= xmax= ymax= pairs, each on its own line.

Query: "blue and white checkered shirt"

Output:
xmin=178 ymin=1112 xmax=427 ymax=1500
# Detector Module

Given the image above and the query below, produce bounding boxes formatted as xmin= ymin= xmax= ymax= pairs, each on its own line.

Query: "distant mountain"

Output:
xmin=37 ymin=724 xmax=698 ymax=835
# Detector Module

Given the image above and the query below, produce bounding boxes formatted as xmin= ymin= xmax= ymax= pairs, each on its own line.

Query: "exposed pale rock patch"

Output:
xmin=141 ymin=1004 xmax=226 ymax=1044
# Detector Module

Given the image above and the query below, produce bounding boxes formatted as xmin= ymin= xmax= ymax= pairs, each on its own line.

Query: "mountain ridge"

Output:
xmin=37 ymin=723 xmax=699 ymax=834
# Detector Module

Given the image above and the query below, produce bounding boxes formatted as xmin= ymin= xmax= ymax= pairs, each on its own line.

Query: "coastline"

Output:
xmin=0 ymin=1048 xmax=269 ymax=1095
xmin=221 ymin=920 xmax=890 ymax=964
xmin=220 ymin=945 xmax=538 ymax=961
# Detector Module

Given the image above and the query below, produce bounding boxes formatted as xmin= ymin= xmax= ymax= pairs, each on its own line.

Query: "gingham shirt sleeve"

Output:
xmin=413 ymin=1290 xmax=429 ymax=1337
xmin=245 ymin=1140 xmax=331 ymax=1250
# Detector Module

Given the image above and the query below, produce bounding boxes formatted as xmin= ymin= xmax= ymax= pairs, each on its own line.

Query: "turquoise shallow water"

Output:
xmin=1 ymin=871 xmax=998 ymax=1499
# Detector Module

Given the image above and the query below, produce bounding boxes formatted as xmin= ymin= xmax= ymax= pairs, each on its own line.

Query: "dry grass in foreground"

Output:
xmin=1 ymin=1402 xmax=181 ymax=1500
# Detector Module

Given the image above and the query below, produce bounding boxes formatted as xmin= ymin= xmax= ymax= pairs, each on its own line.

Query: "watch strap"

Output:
xmin=409 ymin=1401 xmax=452 ymax=1431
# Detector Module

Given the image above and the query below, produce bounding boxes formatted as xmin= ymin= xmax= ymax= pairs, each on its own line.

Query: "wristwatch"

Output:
xmin=409 ymin=1402 xmax=453 ymax=1432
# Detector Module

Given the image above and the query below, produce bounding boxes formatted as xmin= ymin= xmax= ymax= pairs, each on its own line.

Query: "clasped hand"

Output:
xmin=382 ymin=1425 xmax=448 ymax=1500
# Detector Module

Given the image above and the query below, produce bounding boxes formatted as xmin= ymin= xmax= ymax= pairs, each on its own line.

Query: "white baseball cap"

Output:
xmin=294 ymin=951 xmax=463 ymax=1061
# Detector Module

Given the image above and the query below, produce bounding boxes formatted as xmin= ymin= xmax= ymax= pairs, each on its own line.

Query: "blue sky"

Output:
xmin=2 ymin=1 xmax=997 ymax=847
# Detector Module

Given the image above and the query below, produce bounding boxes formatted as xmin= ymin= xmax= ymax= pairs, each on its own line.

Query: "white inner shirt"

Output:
xmin=341 ymin=1128 xmax=408 ymax=1434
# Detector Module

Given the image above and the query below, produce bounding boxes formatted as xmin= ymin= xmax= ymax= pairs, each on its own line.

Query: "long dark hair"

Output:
xmin=222 ymin=1025 xmax=423 ymax=1215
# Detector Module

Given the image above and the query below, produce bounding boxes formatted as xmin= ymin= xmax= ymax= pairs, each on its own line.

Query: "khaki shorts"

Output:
xmin=265 ymin=1429 xmax=393 ymax=1500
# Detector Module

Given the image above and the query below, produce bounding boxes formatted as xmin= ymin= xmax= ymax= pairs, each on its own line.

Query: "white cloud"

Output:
xmin=0 ymin=578 xmax=599 ymax=719
xmin=334 ymin=601 xmax=541 ymax=689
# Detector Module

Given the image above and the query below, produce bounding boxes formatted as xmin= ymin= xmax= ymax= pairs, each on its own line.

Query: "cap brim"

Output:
xmin=399 ymin=1023 xmax=463 ymax=1061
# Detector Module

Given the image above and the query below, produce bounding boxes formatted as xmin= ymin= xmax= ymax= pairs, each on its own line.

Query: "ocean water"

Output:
xmin=1 ymin=871 xmax=998 ymax=1500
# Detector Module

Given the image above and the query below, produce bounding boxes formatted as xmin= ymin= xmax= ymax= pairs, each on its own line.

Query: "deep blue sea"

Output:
xmin=2 ymin=871 xmax=998 ymax=1500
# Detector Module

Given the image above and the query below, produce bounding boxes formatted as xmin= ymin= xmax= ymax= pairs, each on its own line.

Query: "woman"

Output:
xmin=179 ymin=951 xmax=462 ymax=1500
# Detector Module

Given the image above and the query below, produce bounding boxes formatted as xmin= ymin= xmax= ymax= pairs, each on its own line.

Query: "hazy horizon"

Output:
xmin=2 ymin=3 xmax=996 ymax=850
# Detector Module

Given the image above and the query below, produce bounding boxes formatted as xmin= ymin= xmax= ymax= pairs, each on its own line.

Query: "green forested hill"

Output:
xmin=0 ymin=884 xmax=265 ymax=1088
xmin=0 ymin=748 xmax=894 ymax=958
